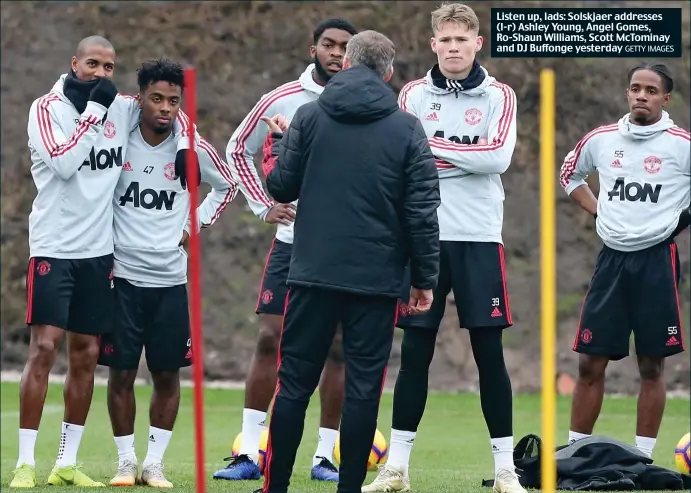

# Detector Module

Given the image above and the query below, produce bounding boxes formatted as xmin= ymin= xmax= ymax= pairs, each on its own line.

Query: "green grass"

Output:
xmin=1 ymin=382 xmax=688 ymax=492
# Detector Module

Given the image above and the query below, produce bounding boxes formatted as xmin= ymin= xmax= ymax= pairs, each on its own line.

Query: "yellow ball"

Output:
xmin=231 ymin=428 xmax=269 ymax=474
xmin=333 ymin=428 xmax=388 ymax=472
xmin=674 ymin=432 xmax=691 ymax=475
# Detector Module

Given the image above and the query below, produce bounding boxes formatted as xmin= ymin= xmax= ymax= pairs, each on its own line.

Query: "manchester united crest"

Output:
xmin=464 ymin=108 xmax=482 ymax=126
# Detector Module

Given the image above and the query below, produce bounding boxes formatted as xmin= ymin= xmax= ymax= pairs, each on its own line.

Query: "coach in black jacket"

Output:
xmin=258 ymin=30 xmax=440 ymax=493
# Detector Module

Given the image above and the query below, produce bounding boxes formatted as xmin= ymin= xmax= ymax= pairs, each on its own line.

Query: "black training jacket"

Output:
xmin=484 ymin=434 xmax=691 ymax=491
xmin=263 ymin=65 xmax=440 ymax=297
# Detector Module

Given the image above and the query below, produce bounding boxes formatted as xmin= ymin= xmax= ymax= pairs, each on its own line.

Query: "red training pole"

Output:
xmin=184 ymin=66 xmax=206 ymax=493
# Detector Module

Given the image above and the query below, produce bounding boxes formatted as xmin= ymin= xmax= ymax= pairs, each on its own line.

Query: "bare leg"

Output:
xmin=569 ymin=354 xmax=609 ymax=434
xmin=53 ymin=331 xmax=100 ymax=468
xmin=108 ymin=368 xmax=139 ymax=483
xmin=634 ymin=356 xmax=665 ymax=457
xmin=107 ymin=369 xmax=138 ymax=437
xmin=20 ymin=325 xmax=64 ymax=430
xmin=63 ymin=332 xmax=100 ymax=426
xmin=140 ymin=370 xmax=180 ymax=487
xmin=149 ymin=370 xmax=181 ymax=431
xmin=16 ymin=325 xmax=63 ymax=469
xmin=244 ymin=314 xmax=283 ymax=411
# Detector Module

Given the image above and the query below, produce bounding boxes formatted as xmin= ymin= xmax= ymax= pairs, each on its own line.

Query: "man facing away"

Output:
xmin=11 ymin=36 xmax=192 ymax=489
xmin=215 ymin=18 xmax=358 ymax=482
xmin=363 ymin=4 xmax=524 ymax=493
xmin=96 ymin=58 xmax=238 ymax=488
xmin=259 ymin=29 xmax=440 ymax=493
xmin=560 ymin=62 xmax=689 ymax=458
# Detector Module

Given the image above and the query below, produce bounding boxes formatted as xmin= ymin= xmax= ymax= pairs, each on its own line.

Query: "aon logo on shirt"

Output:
xmin=433 ymin=130 xmax=479 ymax=145
xmin=607 ymin=178 xmax=661 ymax=203
xmin=78 ymin=147 xmax=123 ymax=171
xmin=119 ymin=181 xmax=176 ymax=210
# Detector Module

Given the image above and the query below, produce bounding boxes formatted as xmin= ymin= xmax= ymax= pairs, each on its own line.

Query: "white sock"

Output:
xmin=17 ymin=428 xmax=38 ymax=468
xmin=568 ymin=430 xmax=591 ymax=445
xmin=313 ymin=427 xmax=339 ymax=466
xmin=635 ymin=435 xmax=656 ymax=457
xmin=114 ymin=434 xmax=137 ymax=464
xmin=142 ymin=426 xmax=172 ymax=468
xmin=386 ymin=429 xmax=416 ymax=474
xmin=491 ymin=436 xmax=515 ymax=474
xmin=55 ymin=422 xmax=84 ymax=467
xmin=239 ymin=408 xmax=267 ymax=464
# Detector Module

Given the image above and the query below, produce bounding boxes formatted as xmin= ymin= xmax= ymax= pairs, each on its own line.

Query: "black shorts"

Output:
xmin=25 ymin=254 xmax=114 ymax=335
xmin=573 ymin=240 xmax=685 ymax=360
xmin=396 ymin=241 xmax=512 ymax=330
xmin=255 ymin=238 xmax=291 ymax=316
xmin=98 ymin=278 xmax=192 ymax=372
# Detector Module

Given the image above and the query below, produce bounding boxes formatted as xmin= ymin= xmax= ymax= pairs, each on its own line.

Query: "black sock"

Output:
xmin=469 ymin=327 xmax=513 ymax=438
xmin=391 ymin=327 xmax=438 ymax=432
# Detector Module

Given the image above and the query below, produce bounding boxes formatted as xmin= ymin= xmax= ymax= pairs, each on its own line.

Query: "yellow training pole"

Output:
xmin=540 ymin=67 xmax=557 ymax=493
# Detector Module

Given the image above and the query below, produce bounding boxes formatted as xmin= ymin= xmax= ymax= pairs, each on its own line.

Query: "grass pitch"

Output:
xmin=1 ymin=381 xmax=688 ymax=492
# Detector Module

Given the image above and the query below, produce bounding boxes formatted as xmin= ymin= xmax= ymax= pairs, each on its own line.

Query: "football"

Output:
xmin=333 ymin=428 xmax=388 ymax=471
xmin=674 ymin=432 xmax=691 ymax=475
xmin=231 ymin=428 xmax=269 ymax=474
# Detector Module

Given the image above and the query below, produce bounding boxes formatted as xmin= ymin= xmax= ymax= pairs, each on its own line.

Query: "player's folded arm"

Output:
xmin=428 ymin=85 xmax=517 ymax=175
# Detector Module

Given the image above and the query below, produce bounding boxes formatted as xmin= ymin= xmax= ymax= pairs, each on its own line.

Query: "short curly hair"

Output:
xmin=313 ymin=18 xmax=357 ymax=43
xmin=137 ymin=58 xmax=184 ymax=91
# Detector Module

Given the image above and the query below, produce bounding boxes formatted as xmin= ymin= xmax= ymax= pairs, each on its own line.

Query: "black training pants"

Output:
xmin=262 ymin=286 xmax=397 ymax=493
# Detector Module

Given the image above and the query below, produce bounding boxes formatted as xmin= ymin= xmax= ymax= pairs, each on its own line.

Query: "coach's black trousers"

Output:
xmin=262 ymin=286 xmax=397 ymax=493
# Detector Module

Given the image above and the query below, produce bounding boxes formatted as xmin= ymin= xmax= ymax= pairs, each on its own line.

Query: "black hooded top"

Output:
xmin=264 ymin=64 xmax=441 ymax=297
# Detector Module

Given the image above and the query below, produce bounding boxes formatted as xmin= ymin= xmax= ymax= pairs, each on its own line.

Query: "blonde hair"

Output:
xmin=431 ymin=3 xmax=480 ymax=34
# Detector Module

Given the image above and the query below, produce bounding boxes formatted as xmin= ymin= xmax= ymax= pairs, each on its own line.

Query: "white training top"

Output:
xmin=398 ymin=65 xmax=517 ymax=244
xmin=225 ymin=64 xmax=325 ymax=244
xmin=113 ymin=127 xmax=238 ymax=287
xmin=560 ymin=111 xmax=690 ymax=252
xmin=27 ymin=74 xmax=195 ymax=259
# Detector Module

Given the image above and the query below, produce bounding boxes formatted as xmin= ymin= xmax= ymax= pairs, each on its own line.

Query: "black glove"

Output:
xmin=671 ymin=207 xmax=691 ymax=238
xmin=175 ymin=149 xmax=201 ymax=190
xmin=88 ymin=77 xmax=118 ymax=109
